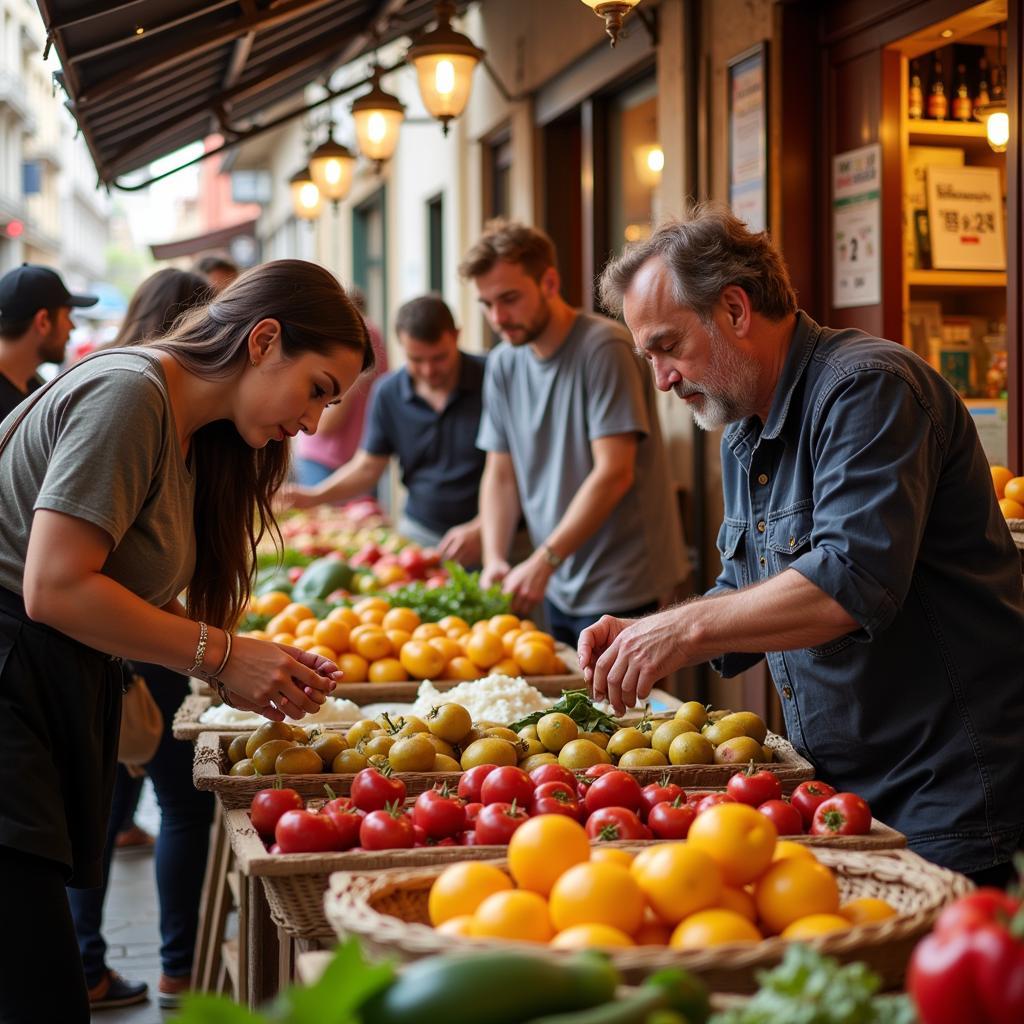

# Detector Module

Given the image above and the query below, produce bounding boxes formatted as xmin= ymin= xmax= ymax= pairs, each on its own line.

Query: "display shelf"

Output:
xmin=906 ymin=118 xmax=991 ymax=147
xmin=907 ymin=269 xmax=1007 ymax=288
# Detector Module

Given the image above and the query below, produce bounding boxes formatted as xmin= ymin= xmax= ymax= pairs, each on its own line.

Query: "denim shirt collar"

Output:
xmin=724 ymin=310 xmax=822 ymax=456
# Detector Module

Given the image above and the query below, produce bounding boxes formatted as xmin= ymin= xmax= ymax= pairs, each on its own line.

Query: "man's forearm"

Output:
xmin=479 ymin=464 xmax=520 ymax=564
xmin=544 ymin=465 xmax=632 ymax=559
xmin=310 ymin=453 xmax=384 ymax=504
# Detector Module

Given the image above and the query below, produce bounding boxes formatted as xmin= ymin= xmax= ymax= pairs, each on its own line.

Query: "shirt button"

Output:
xmin=757 ymin=520 xmax=766 ymax=533
xmin=759 ymin=556 xmax=766 ymax=567
xmin=782 ymin=685 xmax=793 ymax=700
xmin=788 ymin=537 xmax=796 ymax=547
xmin=757 ymin=473 xmax=769 ymax=485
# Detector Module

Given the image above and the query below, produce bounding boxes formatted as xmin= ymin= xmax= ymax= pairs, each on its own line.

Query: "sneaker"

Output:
xmin=87 ymin=970 xmax=149 ymax=1010
xmin=157 ymin=973 xmax=191 ymax=1009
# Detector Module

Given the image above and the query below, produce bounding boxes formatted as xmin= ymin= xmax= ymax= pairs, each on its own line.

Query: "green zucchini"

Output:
xmin=358 ymin=950 xmax=619 ymax=1024
xmin=523 ymin=987 xmax=667 ymax=1024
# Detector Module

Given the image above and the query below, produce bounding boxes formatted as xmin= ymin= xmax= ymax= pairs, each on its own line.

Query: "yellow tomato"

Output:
xmin=445 ymin=657 xmax=481 ymax=680
xmin=991 ymin=465 xmax=1015 ymax=498
xmin=519 ymin=619 xmax=538 ymax=632
xmin=386 ymin=629 xmax=412 ymax=651
xmin=508 ymin=815 xmax=591 ymax=896
xmin=294 ymin=617 xmax=319 ymax=638
xmin=427 ymin=636 xmax=463 ymax=663
xmin=839 ymin=897 xmax=897 ymax=925
xmin=670 ymin=909 xmax=762 ymax=948
xmin=513 ymin=642 xmax=554 ymax=676
xmin=270 ymin=632 xmax=296 ymax=646
xmin=438 ymin=615 xmax=469 ymax=634
xmin=1005 ymin=476 xmax=1024 ymax=504
xmin=368 ymin=657 xmax=409 ymax=683
xmin=352 ymin=629 xmax=392 ymax=662
xmin=359 ymin=607 xmax=386 ymax=626
xmin=266 ymin=613 xmax=299 ymax=637
xmin=428 ymin=862 xmax=512 ymax=925
xmin=780 ymin=913 xmax=852 ymax=940
xmin=336 ymin=653 xmax=369 ymax=683
xmin=400 ymin=640 xmax=446 ymax=680
xmin=255 ymin=591 xmax=291 ymax=617
xmin=999 ymin=497 xmax=1024 ymax=518
xmin=549 ymin=862 xmax=645 ymax=936
xmin=590 ymin=847 xmax=634 ymax=868
xmin=754 ymin=858 xmax=840 ymax=935
xmin=772 ymin=840 xmax=817 ymax=863
xmin=491 ymin=657 xmax=522 ymax=677
xmin=435 ymin=915 xmax=474 ymax=937
xmin=470 ymin=890 xmax=553 ymax=943
xmin=353 ymin=597 xmax=389 ymax=616
xmin=284 ymin=603 xmax=315 ymax=622
xmin=488 ymin=614 xmax=521 ymax=636
xmin=412 ymin=622 xmax=445 ymax=641
xmin=466 ymin=630 xmax=504 ymax=669
xmin=290 ymin=636 xmax=317 ymax=651
xmin=517 ymin=630 xmax=555 ymax=650
xmin=550 ymin=924 xmax=634 ymax=949
xmin=307 ymin=644 xmax=337 ymax=661
xmin=382 ymin=607 xmax=421 ymax=633
xmin=630 ymin=843 xmax=723 ymax=925
xmin=502 ymin=629 xmax=524 ymax=656
xmin=313 ymin=619 xmax=350 ymax=652
xmin=718 ymin=886 xmax=758 ymax=922
xmin=686 ymin=803 xmax=778 ymax=886
xmin=327 ymin=606 xmax=360 ymax=628
xmin=245 ymin=630 xmax=269 ymax=641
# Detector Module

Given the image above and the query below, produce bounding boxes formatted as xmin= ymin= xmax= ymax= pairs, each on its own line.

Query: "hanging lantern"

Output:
xmin=352 ymin=66 xmax=406 ymax=165
xmin=309 ymin=126 xmax=357 ymax=204
xmin=406 ymin=0 xmax=484 ymax=136
xmin=289 ymin=165 xmax=322 ymax=220
xmin=976 ymin=26 xmax=1010 ymax=154
xmin=580 ymin=0 xmax=643 ymax=47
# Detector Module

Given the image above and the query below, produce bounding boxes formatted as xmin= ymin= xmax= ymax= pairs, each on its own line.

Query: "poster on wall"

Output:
xmin=728 ymin=43 xmax=768 ymax=233
xmin=925 ymin=165 xmax=1006 ymax=271
xmin=832 ymin=143 xmax=881 ymax=309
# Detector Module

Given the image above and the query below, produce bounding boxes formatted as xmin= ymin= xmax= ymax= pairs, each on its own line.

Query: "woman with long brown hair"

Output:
xmin=0 ymin=259 xmax=372 ymax=1023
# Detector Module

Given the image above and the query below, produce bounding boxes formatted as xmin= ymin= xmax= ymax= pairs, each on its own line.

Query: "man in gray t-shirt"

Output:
xmin=461 ymin=221 xmax=688 ymax=646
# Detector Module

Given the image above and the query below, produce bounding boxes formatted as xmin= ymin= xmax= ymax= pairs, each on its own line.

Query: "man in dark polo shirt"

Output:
xmin=281 ymin=294 xmax=486 ymax=565
xmin=0 ymin=264 xmax=97 ymax=420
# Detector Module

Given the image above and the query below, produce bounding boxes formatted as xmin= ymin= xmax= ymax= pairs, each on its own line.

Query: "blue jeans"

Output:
xmin=68 ymin=667 xmax=214 ymax=984
xmin=544 ymin=598 xmax=659 ymax=649
xmin=293 ymin=457 xmax=334 ymax=486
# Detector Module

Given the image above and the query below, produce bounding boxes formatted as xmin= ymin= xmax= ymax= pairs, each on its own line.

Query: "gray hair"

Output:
xmin=599 ymin=202 xmax=797 ymax=323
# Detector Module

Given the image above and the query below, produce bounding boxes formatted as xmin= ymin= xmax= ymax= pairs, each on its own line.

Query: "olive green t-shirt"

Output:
xmin=0 ymin=349 xmax=196 ymax=607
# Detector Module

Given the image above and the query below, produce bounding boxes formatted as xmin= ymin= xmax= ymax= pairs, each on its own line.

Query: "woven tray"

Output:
xmin=225 ymin=806 xmax=904 ymax=942
xmin=325 ymin=848 xmax=972 ymax=992
xmin=174 ymin=694 xmax=359 ymax=742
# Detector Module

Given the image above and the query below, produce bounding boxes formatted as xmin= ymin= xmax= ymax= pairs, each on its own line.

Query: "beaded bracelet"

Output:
xmin=185 ymin=622 xmax=208 ymax=676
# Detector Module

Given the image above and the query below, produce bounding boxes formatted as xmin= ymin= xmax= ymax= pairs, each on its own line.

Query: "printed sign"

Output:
xmin=833 ymin=144 xmax=881 ymax=308
xmin=926 ymin=165 xmax=1006 ymax=271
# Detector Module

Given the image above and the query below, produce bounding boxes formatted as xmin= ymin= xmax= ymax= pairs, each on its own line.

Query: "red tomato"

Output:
xmin=531 ymin=781 xmax=581 ymax=819
xmin=647 ymin=797 xmax=696 ymax=840
xmin=463 ymin=801 xmax=483 ymax=824
xmin=350 ymin=767 xmax=407 ymax=813
xmin=790 ymin=780 xmax=837 ymax=828
xmin=321 ymin=804 xmax=364 ymax=850
xmin=935 ymin=890 xmax=1022 ymax=936
xmin=694 ymin=793 xmax=735 ymax=816
xmin=686 ymin=791 xmax=714 ymax=806
xmin=726 ymin=767 xmax=783 ymax=807
xmin=457 ymin=764 xmax=499 ymax=804
xmin=529 ymin=764 xmax=577 ymax=790
xmin=576 ymin=762 xmax=618 ymax=798
xmin=480 ymin=766 xmax=535 ymax=807
xmin=474 ymin=801 xmax=528 ymax=845
xmin=250 ymin=788 xmax=303 ymax=839
xmin=583 ymin=770 xmax=644 ymax=816
xmin=360 ymin=806 xmax=415 ymax=850
xmin=274 ymin=809 xmax=340 ymax=853
xmin=459 ymin=830 xmax=477 ymax=846
xmin=412 ymin=786 xmax=467 ymax=839
xmin=757 ymin=799 xmax=804 ymax=835
xmin=585 ymin=806 xmax=648 ymax=842
xmin=810 ymin=793 xmax=872 ymax=836
xmin=640 ymin=780 xmax=685 ymax=820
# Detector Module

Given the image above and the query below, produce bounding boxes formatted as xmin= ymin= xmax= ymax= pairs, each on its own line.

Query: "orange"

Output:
xmin=354 ymin=597 xmax=389 ymax=616
xmin=412 ymin=623 xmax=445 ymax=641
xmin=508 ymin=815 xmax=591 ymax=895
xmin=520 ymin=619 xmax=538 ymax=632
xmin=368 ymin=657 xmax=408 ymax=683
xmin=781 ymin=913 xmax=852 ymax=940
xmin=502 ymin=629 xmax=524 ymax=656
xmin=284 ymin=603 xmax=315 ymax=622
xmin=516 ymin=630 xmax=555 ymax=650
xmin=438 ymin=615 xmax=469 ymax=634
xmin=991 ymin=465 xmax=1015 ymax=498
xmin=245 ymin=629 xmax=269 ymax=641
xmin=435 ymin=915 xmax=474 ymax=937
xmin=686 ymin=803 xmax=778 ymax=886
xmin=270 ymin=632 xmax=296 ymax=646
xmin=359 ymin=607 xmax=386 ymax=626
xmin=290 ymin=616 xmax=318 ymax=639
xmin=718 ymin=886 xmax=758 ymax=922
xmin=754 ymin=858 xmax=840 ymax=935
xmin=428 ymin=636 xmax=463 ymax=663
xmin=549 ymin=862 xmax=645 ymax=935
xmin=631 ymin=844 xmax=723 ymax=925
xmin=470 ymin=890 xmax=553 ymax=943
xmin=999 ymin=497 xmax=1024 ymax=518
xmin=291 ymin=636 xmax=317 ymax=651
xmin=382 ymin=607 xmax=421 ymax=633
xmin=447 ymin=626 xmax=470 ymax=640
xmin=352 ymin=629 xmax=392 ymax=662
xmin=445 ymin=657 xmax=481 ymax=680
xmin=491 ymin=657 xmax=522 ymax=677
xmin=839 ymin=897 xmax=897 ymax=925
xmin=374 ymin=564 xmax=407 ymax=587
xmin=551 ymin=924 xmax=635 ymax=949
xmin=400 ymin=640 xmax=446 ymax=680
xmin=772 ymin=840 xmax=817 ymax=864
xmin=428 ymin=862 xmax=512 ymax=925
xmin=590 ymin=847 xmax=634 ymax=868
xmin=266 ymin=613 xmax=299 ymax=636
xmin=385 ymin=629 xmax=412 ymax=651
xmin=670 ymin=909 xmax=763 ymax=948
xmin=255 ymin=591 xmax=291 ymax=616
xmin=488 ymin=614 xmax=521 ymax=636
xmin=348 ymin=623 xmax=380 ymax=644
xmin=327 ymin=606 xmax=360 ymax=628
xmin=313 ymin=619 xmax=350 ymax=653
xmin=513 ymin=642 xmax=554 ymax=675
xmin=307 ymin=644 xmax=337 ymax=661
xmin=1004 ymin=476 xmax=1024 ymax=504
xmin=465 ymin=630 xmax=504 ymax=669
xmin=336 ymin=653 xmax=369 ymax=683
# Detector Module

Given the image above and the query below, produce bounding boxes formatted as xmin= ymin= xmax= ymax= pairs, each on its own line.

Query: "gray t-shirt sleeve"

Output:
xmin=34 ymin=370 xmax=168 ymax=547
xmin=475 ymin=352 xmax=510 ymax=453
xmin=584 ymin=338 xmax=651 ymax=441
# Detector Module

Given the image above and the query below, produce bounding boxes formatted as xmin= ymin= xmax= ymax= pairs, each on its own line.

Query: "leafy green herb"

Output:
xmin=239 ymin=612 xmax=271 ymax=633
xmin=509 ymin=688 xmax=619 ymax=735
xmin=383 ymin=562 xmax=511 ymax=623
xmin=709 ymin=945 xmax=917 ymax=1024
xmin=256 ymin=549 xmax=315 ymax=572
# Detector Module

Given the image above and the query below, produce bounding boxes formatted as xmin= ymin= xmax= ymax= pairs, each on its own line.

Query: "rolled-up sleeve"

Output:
xmin=789 ymin=367 xmax=944 ymax=639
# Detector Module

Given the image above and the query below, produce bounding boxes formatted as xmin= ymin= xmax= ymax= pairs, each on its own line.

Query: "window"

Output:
xmin=486 ymin=134 xmax=512 ymax=221
xmin=22 ymin=160 xmax=41 ymax=195
xmin=607 ymin=77 xmax=659 ymax=253
xmin=427 ymin=193 xmax=444 ymax=296
xmin=353 ymin=188 xmax=387 ymax=336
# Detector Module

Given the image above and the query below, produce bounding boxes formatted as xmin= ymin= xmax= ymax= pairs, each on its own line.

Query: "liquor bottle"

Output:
xmin=952 ymin=64 xmax=973 ymax=120
xmin=908 ymin=60 xmax=924 ymax=119
xmin=927 ymin=56 xmax=947 ymax=120
xmin=974 ymin=57 xmax=991 ymax=120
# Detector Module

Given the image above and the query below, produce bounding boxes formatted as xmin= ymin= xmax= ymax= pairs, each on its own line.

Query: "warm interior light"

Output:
xmin=435 ymin=59 xmax=456 ymax=95
xmin=289 ymin=166 xmax=322 ymax=221
xmin=309 ymin=132 xmax=356 ymax=203
xmin=367 ymin=113 xmax=388 ymax=144
xmin=986 ymin=109 xmax=1010 ymax=151
xmin=351 ymin=67 xmax=406 ymax=165
xmin=634 ymin=143 xmax=664 ymax=188
xmin=646 ymin=147 xmax=664 ymax=173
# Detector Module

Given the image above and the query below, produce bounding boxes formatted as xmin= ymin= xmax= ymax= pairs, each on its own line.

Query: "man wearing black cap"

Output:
xmin=0 ymin=264 xmax=98 ymax=419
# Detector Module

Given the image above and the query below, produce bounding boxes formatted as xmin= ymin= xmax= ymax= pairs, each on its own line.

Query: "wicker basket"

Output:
xmin=325 ymin=848 xmax=972 ymax=992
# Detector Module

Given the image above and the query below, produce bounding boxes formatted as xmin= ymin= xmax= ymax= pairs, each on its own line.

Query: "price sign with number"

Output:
xmin=926 ymin=165 xmax=1005 ymax=271
xmin=833 ymin=144 xmax=881 ymax=309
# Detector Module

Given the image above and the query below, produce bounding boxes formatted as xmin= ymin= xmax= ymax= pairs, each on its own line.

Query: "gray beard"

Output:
xmin=673 ymin=324 xmax=761 ymax=430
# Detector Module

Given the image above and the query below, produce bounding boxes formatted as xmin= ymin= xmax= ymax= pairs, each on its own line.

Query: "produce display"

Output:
xmin=991 ymin=464 xmax=1024 ymax=519
xmin=239 ymin=602 xmax=569 ymax=683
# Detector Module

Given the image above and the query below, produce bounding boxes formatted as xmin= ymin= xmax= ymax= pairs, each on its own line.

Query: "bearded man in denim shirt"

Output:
xmin=580 ymin=204 xmax=1024 ymax=883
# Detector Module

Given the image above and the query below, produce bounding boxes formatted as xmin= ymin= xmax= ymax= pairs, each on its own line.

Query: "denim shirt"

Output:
xmin=711 ymin=312 xmax=1024 ymax=874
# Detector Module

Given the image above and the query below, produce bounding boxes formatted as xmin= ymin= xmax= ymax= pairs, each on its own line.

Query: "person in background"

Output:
xmin=460 ymin=221 xmax=687 ymax=645
xmin=0 ymin=263 xmax=98 ymax=418
xmin=69 ymin=267 xmax=213 ymax=1011
xmin=280 ymin=294 xmax=485 ymax=566
xmin=193 ymin=254 xmax=239 ymax=293
xmin=292 ymin=287 xmax=389 ymax=488
xmin=0 ymin=260 xmax=366 ymax=1024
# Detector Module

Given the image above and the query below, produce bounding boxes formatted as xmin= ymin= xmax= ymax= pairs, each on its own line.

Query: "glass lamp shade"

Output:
xmin=309 ymin=137 xmax=356 ymax=202
xmin=352 ymin=76 xmax=406 ymax=163
xmin=289 ymin=166 xmax=322 ymax=220
xmin=580 ymin=0 xmax=642 ymax=46
xmin=978 ymin=104 xmax=1009 ymax=153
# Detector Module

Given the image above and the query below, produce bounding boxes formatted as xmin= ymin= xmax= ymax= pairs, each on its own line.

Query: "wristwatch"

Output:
xmin=541 ymin=545 xmax=563 ymax=569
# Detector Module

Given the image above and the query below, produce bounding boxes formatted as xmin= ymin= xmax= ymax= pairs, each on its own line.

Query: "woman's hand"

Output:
xmin=218 ymin=636 xmax=341 ymax=720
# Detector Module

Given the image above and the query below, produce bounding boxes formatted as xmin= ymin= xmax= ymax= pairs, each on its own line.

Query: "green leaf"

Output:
xmin=170 ymin=994 xmax=266 ymax=1024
